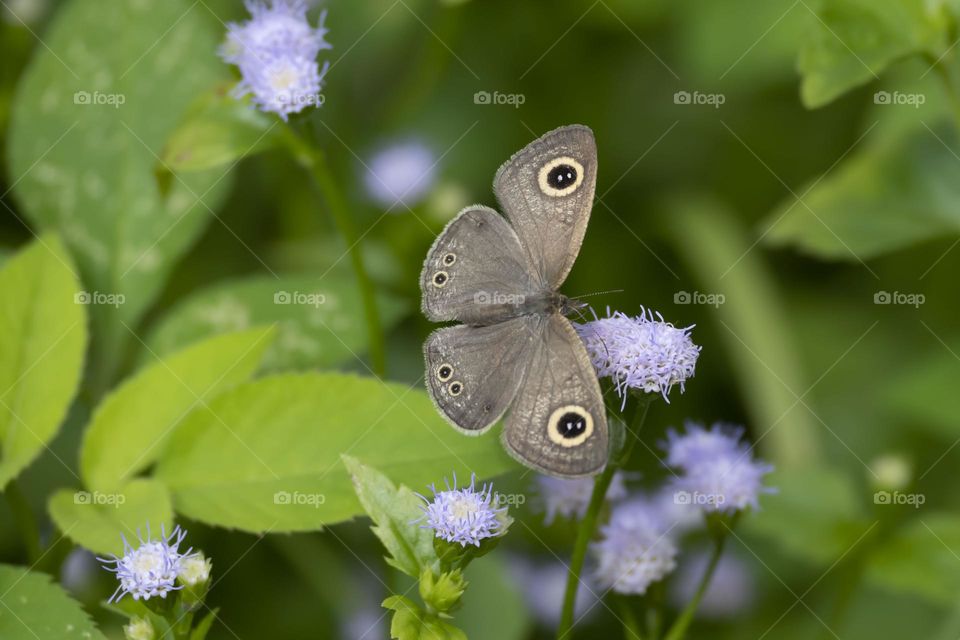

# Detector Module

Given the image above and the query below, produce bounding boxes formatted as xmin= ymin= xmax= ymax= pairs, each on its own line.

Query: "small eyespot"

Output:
xmin=537 ymin=156 xmax=585 ymax=197
xmin=546 ymin=405 xmax=594 ymax=447
xmin=443 ymin=252 xmax=456 ymax=266
xmin=437 ymin=363 xmax=453 ymax=381
xmin=432 ymin=271 xmax=449 ymax=287
xmin=448 ymin=381 xmax=463 ymax=396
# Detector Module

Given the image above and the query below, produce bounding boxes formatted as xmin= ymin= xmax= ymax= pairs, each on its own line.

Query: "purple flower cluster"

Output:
xmin=98 ymin=525 xmax=194 ymax=602
xmin=419 ymin=474 xmax=505 ymax=547
xmin=534 ymin=472 xmax=628 ymax=525
xmin=220 ymin=0 xmax=332 ymax=120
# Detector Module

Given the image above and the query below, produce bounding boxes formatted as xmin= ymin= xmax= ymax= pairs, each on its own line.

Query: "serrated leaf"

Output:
xmin=763 ymin=123 xmax=960 ymax=259
xmin=80 ymin=327 xmax=274 ymax=492
xmin=383 ymin=596 xmax=467 ymax=640
xmin=343 ymin=456 xmax=438 ymax=577
xmin=160 ymin=82 xmax=279 ymax=174
xmin=7 ymin=0 xmax=233 ymax=342
xmin=867 ymin=513 xmax=960 ymax=604
xmin=48 ymin=479 xmax=173 ymax=556
xmin=154 ymin=373 xmax=516 ymax=532
xmin=0 ymin=235 xmax=86 ymax=486
xmin=0 ymin=564 xmax=107 ymax=639
xmin=799 ymin=0 xmax=951 ymax=107
xmin=146 ymin=274 xmax=407 ymax=372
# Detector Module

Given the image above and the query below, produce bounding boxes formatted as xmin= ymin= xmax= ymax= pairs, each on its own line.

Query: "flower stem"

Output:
xmin=557 ymin=396 xmax=652 ymax=640
xmin=3 ymin=479 xmax=41 ymax=563
xmin=661 ymin=517 xmax=731 ymax=640
xmin=283 ymin=126 xmax=387 ymax=377
xmin=617 ymin=596 xmax=644 ymax=640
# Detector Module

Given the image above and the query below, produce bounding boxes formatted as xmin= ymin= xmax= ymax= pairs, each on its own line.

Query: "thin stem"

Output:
xmin=617 ymin=596 xmax=644 ymax=640
xmin=283 ymin=126 xmax=387 ymax=377
xmin=661 ymin=523 xmax=729 ymax=640
xmin=557 ymin=396 xmax=653 ymax=640
xmin=4 ymin=480 xmax=41 ymax=563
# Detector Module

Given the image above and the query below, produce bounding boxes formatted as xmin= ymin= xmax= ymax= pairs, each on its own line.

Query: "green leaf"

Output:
xmin=80 ymin=327 xmax=274 ymax=492
xmin=190 ymin=608 xmax=219 ymax=640
xmin=0 ymin=564 xmax=107 ymax=639
xmin=419 ymin=568 xmax=467 ymax=614
xmin=763 ymin=123 xmax=960 ymax=259
xmin=343 ymin=455 xmax=439 ymax=577
xmin=0 ymin=235 xmax=86 ymax=486
xmin=7 ymin=0 xmax=233 ymax=339
xmin=48 ymin=478 xmax=173 ymax=555
xmin=885 ymin=338 xmax=960 ymax=439
xmin=160 ymin=82 xmax=279 ymax=174
xmin=146 ymin=274 xmax=408 ymax=372
xmin=799 ymin=0 xmax=951 ymax=107
xmin=744 ymin=467 xmax=870 ymax=564
xmin=382 ymin=596 xmax=468 ymax=640
xmin=457 ymin=557 xmax=529 ymax=640
xmin=866 ymin=513 xmax=960 ymax=604
xmin=154 ymin=373 xmax=516 ymax=532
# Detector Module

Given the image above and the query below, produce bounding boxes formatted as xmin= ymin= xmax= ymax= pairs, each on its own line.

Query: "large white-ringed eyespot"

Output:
xmin=546 ymin=405 xmax=593 ymax=447
xmin=537 ymin=156 xmax=585 ymax=197
xmin=437 ymin=363 xmax=454 ymax=382
xmin=448 ymin=380 xmax=463 ymax=396
xmin=442 ymin=252 xmax=457 ymax=266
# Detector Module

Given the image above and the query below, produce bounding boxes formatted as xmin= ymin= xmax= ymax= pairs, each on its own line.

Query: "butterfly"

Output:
xmin=420 ymin=125 xmax=608 ymax=478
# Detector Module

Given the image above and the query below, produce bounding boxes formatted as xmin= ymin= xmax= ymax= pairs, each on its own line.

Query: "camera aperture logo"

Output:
xmin=73 ymin=90 xmax=126 ymax=108
xmin=273 ymin=491 xmax=326 ymax=508
xmin=473 ymin=90 xmax=525 ymax=108
xmin=74 ymin=491 xmax=126 ymax=508
xmin=874 ymin=291 xmax=924 ymax=308
xmin=274 ymin=290 xmax=327 ymax=308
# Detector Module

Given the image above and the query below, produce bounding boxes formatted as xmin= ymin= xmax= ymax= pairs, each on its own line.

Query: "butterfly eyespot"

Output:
xmin=442 ymin=252 xmax=456 ymax=266
xmin=448 ymin=381 xmax=463 ymax=396
xmin=538 ymin=156 xmax=585 ymax=197
xmin=437 ymin=363 xmax=453 ymax=381
xmin=432 ymin=271 xmax=449 ymax=287
xmin=546 ymin=405 xmax=593 ymax=447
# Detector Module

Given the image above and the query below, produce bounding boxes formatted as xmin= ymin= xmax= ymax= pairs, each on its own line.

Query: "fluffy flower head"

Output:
xmin=576 ymin=308 xmax=700 ymax=406
xmin=99 ymin=525 xmax=193 ymax=602
xmin=220 ymin=0 xmax=332 ymax=120
xmin=591 ymin=499 xmax=677 ymax=595
xmin=365 ymin=140 xmax=437 ymax=209
xmin=534 ymin=472 xmax=627 ymax=525
xmin=419 ymin=474 xmax=505 ymax=547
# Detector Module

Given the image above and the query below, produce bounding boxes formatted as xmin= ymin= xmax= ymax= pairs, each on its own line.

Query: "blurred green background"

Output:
xmin=1 ymin=0 xmax=960 ymax=638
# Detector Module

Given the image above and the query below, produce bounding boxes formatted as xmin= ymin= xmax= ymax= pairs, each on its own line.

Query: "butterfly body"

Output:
xmin=420 ymin=125 xmax=608 ymax=478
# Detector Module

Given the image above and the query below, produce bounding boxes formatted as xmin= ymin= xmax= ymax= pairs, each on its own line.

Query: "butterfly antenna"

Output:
xmin=569 ymin=288 xmax=624 ymax=300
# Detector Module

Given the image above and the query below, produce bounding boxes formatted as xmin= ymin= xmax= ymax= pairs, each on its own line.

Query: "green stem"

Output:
xmin=557 ymin=397 xmax=653 ymax=640
xmin=617 ymin=596 xmax=644 ymax=640
xmin=661 ymin=521 xmax=730 ymax=640
xmin=283 ymin=126 xmax=387 ymax=377
xmin=4 ymin=479 xmax=41 ymax=563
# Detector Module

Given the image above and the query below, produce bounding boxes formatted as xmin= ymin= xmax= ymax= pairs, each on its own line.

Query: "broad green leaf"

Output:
xmin=190 ymin=608 xmax=220 ymax=640
xmin=744 ymin=467 xmax=869 ymax=564
xmin=867 ymin=513 xmax=960 ymax=603
xmin=7 ymin=0 xmax=233 ymax=344
xmin=154 ymin=373 xmax=516 ymax=532
xmin=160 ymin=83 xmax=279 ymax=174
xmin=0 ymin=564 xmax=107 ymax=640
xmin=799 ymin=0 xmax=951 ymax=107
xmin=763 ymin=123 xmax=960 ymax=259
xmin=0 ymin=235 xmax=86 ymax=486
xmin=146 ymin=274 xmax=407 ymax=372
xmin=48 ymin=478 xmax=173 ymax=556
xmin=383 ymin=595 xmax=468 ymax=640
xmin=81 ymin=327 xmax=274 ymax=492
xmin=885 ymin=338 xmax=960 ymax=439
xmin=668 ymin=199 xmax=820 ymax=469
xmin=343 ymin=455 xmax=438 ymax=577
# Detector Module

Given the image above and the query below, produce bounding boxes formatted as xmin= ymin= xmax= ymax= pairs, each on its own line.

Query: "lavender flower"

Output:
xmin=220 ymin=0 xmax=332 ymax=120
xmin=508 ymin=556 xmax=599 ymax=628
xmin=419 ymin=474 xmax=505 ymax=547
xmin=534 ymin=472 xmax=627 ymax=525
xmin=591 ymin=498 xmax=678 ymax=595
xmin=98 ymin=525 xmax=194 ymax=602
xmin=576 ymin=308 xmax=700 ymax=406
xmin=666 ymin=422 xmax=774 ymax=513
xmin=364 ymin=140 xmax=437 ymax=209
